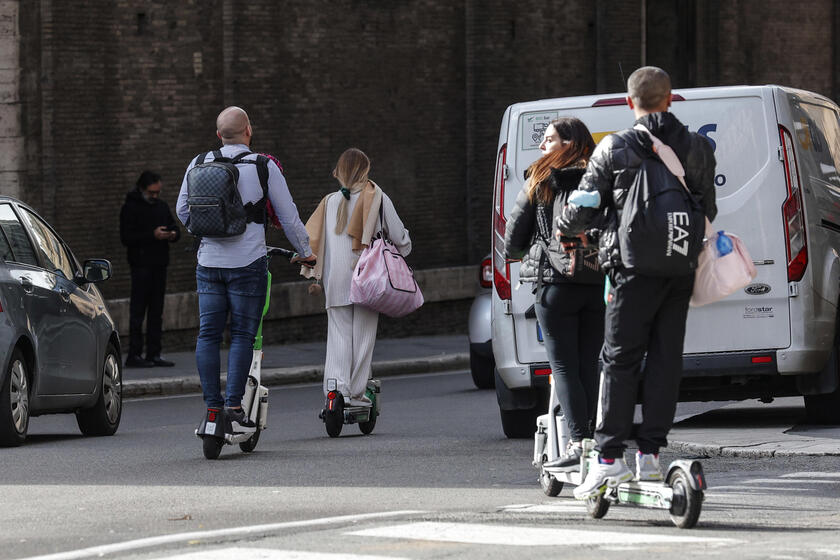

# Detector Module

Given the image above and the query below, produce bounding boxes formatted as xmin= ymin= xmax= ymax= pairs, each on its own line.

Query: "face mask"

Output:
xmin=141 ymin=191 xmax=159 ymax=204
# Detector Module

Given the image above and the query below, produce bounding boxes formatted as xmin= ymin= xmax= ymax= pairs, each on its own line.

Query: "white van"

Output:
xmin=491 ymin=85 xmax=840 ymax=438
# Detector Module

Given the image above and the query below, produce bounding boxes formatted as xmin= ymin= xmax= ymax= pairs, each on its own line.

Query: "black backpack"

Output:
xmin=185 ymin=150 xmax=269 ymax=238
xmin=618 ymin=141 xmax=704 ymax=276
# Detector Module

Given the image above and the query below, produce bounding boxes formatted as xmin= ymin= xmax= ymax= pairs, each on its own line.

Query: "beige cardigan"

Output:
xmin=300 ymin=181 xmax=383 ymax=282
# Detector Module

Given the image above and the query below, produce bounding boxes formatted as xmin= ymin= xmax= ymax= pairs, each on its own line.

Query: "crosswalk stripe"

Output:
xmin=151 ymin=548 xmax=409 ymax=560
xmin=744 ymin=478 xmax=839 ymax=485
xmin=499 ymin=503 xmax=585 ymax=513
xmin=347 ymin=522 xmax=737 ymax=547
xmin=780 ymin=472 xmax=840 ymax=479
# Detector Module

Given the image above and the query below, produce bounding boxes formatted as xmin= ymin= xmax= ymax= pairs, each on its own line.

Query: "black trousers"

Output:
xmin=534 ymin=282 xmax=605 ymax=442
xmin=128 ymin=265 xmax=167 ymax=359
xmin=596 ymin=268 xmax=695 ymax=458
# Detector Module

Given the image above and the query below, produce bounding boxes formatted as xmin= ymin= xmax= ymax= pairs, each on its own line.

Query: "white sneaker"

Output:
xmin=573 ymin=456 xmax=633 ymax=500
xmin=635 ymin=452 xmax=663 ymax=481
xmin=348 ymin=395 xmax=372 ymax=407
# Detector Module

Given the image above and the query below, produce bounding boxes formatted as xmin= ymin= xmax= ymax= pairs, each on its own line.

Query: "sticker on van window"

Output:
xmin=744 ymin=305 xmax=774 ymax=319
xmin=522 ymin=112 xmax=558 ymax=150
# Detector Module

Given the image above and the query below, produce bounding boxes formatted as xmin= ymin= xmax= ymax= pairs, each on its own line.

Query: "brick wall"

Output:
xmin=8 ymin=0 xmax=840 ymax=345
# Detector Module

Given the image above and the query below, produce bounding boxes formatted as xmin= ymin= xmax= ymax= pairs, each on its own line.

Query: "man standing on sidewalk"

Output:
xmin=120 ymin=170 xmax=180 ymax=368
xmin=556 ymin=67 xmax=717 ymax=497
xmin=176 ymin=106 xmax=315 ymax=428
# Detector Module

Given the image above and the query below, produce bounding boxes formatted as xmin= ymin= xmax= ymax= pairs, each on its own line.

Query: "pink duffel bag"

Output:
xmin=350 ymin=234 xmax=424 ymax=317
xmin=690 ymin=220 xmax=757 ymax=307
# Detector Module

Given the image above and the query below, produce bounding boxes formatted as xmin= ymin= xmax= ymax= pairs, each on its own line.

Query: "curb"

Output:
xmin=123 ymin=353 xmax=470 ymax=399
xmin=667 ymin=440 xmax=840 ymax=458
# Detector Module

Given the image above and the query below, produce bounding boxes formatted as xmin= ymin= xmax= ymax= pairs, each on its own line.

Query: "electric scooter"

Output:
xmin=319 ymin=377 xmax=381 ymax=437
xmin=196 ymin=246 xmax=307 ymax=459
xmin=533 ymin=376 xmax=707 ymax=528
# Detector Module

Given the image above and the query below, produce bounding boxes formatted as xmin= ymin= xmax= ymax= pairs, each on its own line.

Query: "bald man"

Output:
xmin=176 ymin=106 xmax=315 ymax=430
xmin=557 ymin=67 xmax=717 ymax=498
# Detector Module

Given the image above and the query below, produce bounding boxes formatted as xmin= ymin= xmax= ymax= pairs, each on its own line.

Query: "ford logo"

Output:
xmin=745 ymin=283 xmax=771 ymax=295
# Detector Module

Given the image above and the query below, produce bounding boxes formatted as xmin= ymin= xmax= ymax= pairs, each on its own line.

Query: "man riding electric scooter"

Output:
xmin=176 ymin=106 xmax=315 ymax=455
xmin=555 ymin=66 xmax=717 ymax=498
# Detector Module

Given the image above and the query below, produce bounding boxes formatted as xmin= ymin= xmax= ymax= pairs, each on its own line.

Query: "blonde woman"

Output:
xmin=303 ymin=148 xmax=411 ymax=406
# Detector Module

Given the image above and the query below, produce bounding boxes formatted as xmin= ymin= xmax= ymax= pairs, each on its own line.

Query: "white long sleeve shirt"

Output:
xmin=176 ymin=144 xmax=312 ymax=268
xmin=322 ymin=190 xmax=411 ymax=308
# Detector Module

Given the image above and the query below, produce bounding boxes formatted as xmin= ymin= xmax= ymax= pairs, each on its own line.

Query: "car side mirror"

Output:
xmin=77 ymin=259 xmax=112 ymax=284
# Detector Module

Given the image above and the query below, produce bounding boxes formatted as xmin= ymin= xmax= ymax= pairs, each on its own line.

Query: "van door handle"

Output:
xmin=19 ymin=276 xmax=33 ymax=293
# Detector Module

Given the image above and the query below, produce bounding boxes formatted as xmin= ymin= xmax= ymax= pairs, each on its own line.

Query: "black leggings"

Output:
xmin=534 ymin=282 xmax=605 ymax=442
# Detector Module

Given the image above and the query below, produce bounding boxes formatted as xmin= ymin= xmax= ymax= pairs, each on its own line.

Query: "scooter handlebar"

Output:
xmin=266 ymin=246 xmax=317 ymax=268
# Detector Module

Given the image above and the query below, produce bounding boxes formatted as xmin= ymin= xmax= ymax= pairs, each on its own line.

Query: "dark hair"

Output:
xmin=136 ymin=170 xmax=161 ymax=190
xmin=527 ymin=117 xmax=596 ymax=204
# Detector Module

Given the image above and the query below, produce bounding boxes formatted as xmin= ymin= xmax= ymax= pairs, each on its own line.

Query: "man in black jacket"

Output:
xmin=556 ymin=67 xmax=717 ymax=499
xmin=120 ymin=171 xmax=181 ymax=367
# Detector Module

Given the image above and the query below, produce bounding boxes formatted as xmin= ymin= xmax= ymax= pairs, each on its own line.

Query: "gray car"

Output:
xmin=0 ymin=196 xmax=121 ymax=446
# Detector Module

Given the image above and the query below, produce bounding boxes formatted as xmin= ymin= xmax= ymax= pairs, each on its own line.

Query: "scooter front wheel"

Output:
xmin=539 ymin=464 xmax=564 ymax=497
xmin=668 ymin=468 xmax=703 ymax=528
xmin=239 ymin=429 xmax=261 ymax=452
xmin=202 ymin=436 xmax=224 ymax=460
xmin=586 ymin=494 xmax=610 ymax=518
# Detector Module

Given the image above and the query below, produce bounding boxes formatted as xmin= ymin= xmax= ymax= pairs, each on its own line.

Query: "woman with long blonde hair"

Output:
xmin=302 ymin=148 xmax=411 ymax=410
xmin=505 ymin=117 xmax=604 ymax=467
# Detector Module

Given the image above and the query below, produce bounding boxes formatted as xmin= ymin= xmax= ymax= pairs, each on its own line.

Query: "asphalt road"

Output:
xmin=2 ymin=371 xmax=839 ymax=560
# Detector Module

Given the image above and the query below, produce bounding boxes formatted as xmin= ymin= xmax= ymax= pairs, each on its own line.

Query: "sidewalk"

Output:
xmin=122 ymin=334 xmax=470 ymax=398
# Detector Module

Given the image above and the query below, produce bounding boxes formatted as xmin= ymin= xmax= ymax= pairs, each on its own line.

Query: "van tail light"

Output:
xmin=779 ymin=125 xmax=808 ymax=282
xmin=479 ymin=256 xmax=492 ymax=289
xmin=492 ymin=144 xmax=511 ymax=300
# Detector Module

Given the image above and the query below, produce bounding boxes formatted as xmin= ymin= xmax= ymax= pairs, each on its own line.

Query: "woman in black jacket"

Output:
xmin=504 ymin=117 xmax=604 ymax=469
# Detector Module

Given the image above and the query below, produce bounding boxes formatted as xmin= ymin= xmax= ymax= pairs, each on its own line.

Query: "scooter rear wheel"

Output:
xmin=239 ymin=429 xmax=261 ymax=452
xmin=202 ymin=436 xmax=224 ymax=460
xmin=586 ymin=494 xmax=610 ymax=518
xmin=539 ymin=464 xmax=564 ymax=497
xmin=668 ymin=468 xmax=703 ymax=528
xmin=358 ymin=415 xmax=376 ymax=435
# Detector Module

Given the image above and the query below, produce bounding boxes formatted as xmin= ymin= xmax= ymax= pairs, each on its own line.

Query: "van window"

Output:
xmin=794 ymin=101 xmax=840 ymax=188
xmin=0 ymin=204 xmax=39 ymax=267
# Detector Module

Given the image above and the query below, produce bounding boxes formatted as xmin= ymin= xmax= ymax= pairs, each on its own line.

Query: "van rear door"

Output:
xmin=505 ymin=87 xmax=792 ymax=365
xmin=677 ymin=88 xmax=791 ymax=353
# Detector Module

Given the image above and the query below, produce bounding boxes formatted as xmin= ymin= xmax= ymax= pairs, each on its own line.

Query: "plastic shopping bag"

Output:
xmin=690 ymin=221 xmax=757 ymax=307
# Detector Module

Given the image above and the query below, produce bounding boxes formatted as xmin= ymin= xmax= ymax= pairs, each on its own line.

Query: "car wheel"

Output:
xmin=76 ymin=342 xmax=122 ymax=436
xmin=469 ymin=347 xmax=495 ymax=389
xmin=499 ymin=406 xmax=540 ymax=439
xmin=0 ymin=349 xmax=30 ymax=446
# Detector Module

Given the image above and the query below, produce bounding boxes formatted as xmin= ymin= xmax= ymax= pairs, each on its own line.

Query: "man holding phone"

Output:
xmin=119 ymin=170 xmax=181 ymax=367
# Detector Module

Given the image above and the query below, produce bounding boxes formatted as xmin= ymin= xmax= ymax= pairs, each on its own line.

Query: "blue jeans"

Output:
xmin=195 ymin=257 xmax=267 ymax=408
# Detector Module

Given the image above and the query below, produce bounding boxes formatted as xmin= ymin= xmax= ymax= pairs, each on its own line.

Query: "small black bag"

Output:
xmin=185 ymin=150 xmax=269 ymax=238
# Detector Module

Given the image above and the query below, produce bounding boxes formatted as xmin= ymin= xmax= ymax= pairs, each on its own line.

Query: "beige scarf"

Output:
xmin=300 ymin=181 xmax=383 ymax=284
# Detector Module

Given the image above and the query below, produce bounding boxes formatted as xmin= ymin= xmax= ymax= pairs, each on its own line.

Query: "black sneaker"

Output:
xmin=125 ymin=355 xmax=154 ymax=368
xmin=544 ymin=442 xmax=583 ymax=469
xmin=225 ymin=407 xmax=256 ymax=430
xmin=147 ymin=356 xmax=175 ymax=367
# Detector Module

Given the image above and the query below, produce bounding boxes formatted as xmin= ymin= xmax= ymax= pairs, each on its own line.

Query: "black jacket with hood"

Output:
xmin=556 ymin=111 xmax=717 ymax=271
xmin=505 ymin=166 xmax=604 ymax=287
xmin=119 ymin=189 xmax=181 ymax=267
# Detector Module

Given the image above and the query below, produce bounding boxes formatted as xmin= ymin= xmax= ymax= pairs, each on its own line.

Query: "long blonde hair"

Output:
xmin=527 ymin=118 xmax=596 ymax=204
xmin=333 ymin=148 xmax=371 ymax=234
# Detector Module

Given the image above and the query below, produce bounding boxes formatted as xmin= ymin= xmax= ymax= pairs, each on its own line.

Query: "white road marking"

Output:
xmin=347 ymin=522 xmax=737 ymax=547
xmin=744 ymin=478 xmax=839 ymax=485
xmin=17 ymin=510 xmax=424 ymax=560
xmin=499 ymin=502 xmax=585 ymax=513
xmin=151 ymin=547 xmax=409 ymax=560
xmin=780 ymin=472 xmax=840 ymax=479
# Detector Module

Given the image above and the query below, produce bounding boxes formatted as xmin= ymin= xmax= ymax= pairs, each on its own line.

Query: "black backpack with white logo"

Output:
xmin=618 ymin=145 xmax=704 ymax=276
xmin=185 ymin=150 xmax=269 ymax=238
